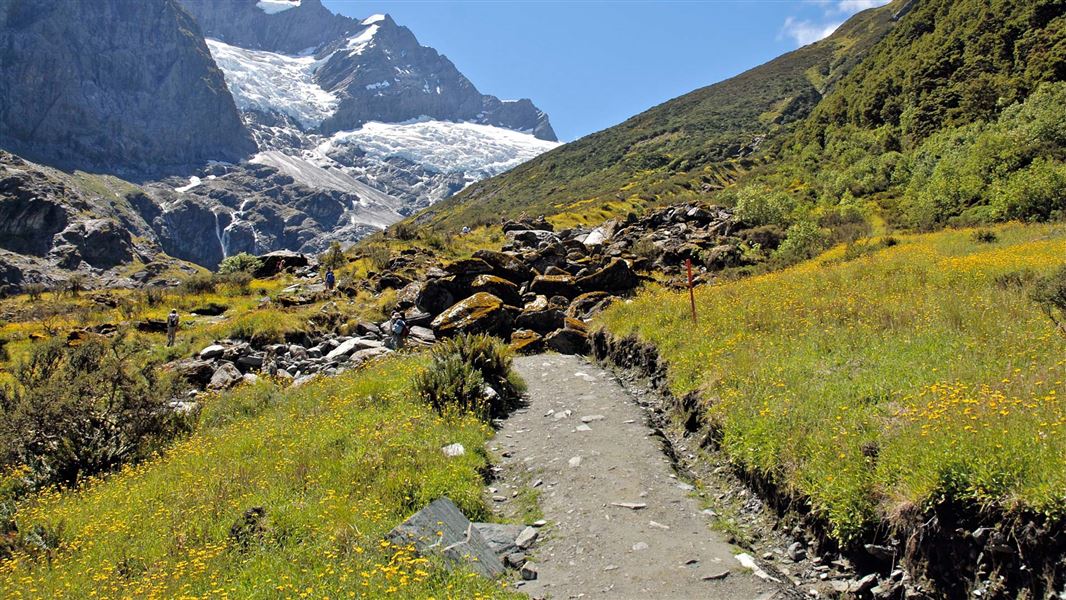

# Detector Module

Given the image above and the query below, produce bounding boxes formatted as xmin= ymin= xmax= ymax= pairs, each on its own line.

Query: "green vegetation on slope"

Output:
xmin=0 ymin=357 xmax=519 ymax=599
xmin=415 ymin=1 xmax=901 ymax=230
xmin=598 ymin=223 xmax=1066 ymax=542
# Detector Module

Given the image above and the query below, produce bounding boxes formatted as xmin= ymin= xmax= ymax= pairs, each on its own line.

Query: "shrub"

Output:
xmin=217 ymin=253 xmax=263 ymax=275
xmin=319 ymin=242 xmax=347 ymax=271
xmin=363 ymin=245 xmax=391 ymax=272
xmin=990 ymin=158 xmax=1066 ymax=222
xmin=24 ymin=283 xmax=45 ymax=302
xmin=1032 ymin=265 xmax=1066 ymax=337
xmin=415 ymin=334 xmax=521 ymax=419
xmin=733 ymin=186 xmax=796 ymax=227
xmin=179 ymin=273 xmax=216 ymax=296
xmin=66 ymin=274 xmax=87 ymax=298
xmin=414 ymin=354 xmax=488 ymax=419
xmin=142 ymin=286 xmax=166 ymax=307
xmin=631 ymin=237 xmax=659 ymax=261
xmin=0 ymin=336 xmax=189 ymax=486
xmin=217 ymin=271 xmax=253 ymax=295
xmin=971 ymin=229 xmax=998 ymax=244
xmin=773 ymin=221 xmax=828 ymax=264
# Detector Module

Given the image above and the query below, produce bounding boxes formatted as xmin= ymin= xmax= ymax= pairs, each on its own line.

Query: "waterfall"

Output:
xmin=212 ymin=209 xmax=228 ymax=260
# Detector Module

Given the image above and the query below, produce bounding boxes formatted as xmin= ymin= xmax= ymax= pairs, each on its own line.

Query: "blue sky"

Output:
xmin=322 ymin=1 xmax=890 ymax=141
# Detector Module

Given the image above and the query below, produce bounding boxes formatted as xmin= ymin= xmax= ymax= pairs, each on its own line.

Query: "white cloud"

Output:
xmin=781 ymin=0 xmax=891 ymax=47
xmin=782 ymin=16 xmax=842 ymax=46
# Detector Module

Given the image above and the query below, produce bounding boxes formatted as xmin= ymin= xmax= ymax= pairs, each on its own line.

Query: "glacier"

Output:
xmin=206 ymin=38 xmax=337 ymax=129
xmin=319 ymin=120 xmax=560 ymax=183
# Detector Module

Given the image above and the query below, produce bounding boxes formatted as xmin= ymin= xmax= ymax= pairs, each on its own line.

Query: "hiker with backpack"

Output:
xmin=166 ymin=309 xmax=179 ymax=347
xmin=325 ymin=269 xmax=336 ymax=292
xmin=389 ymin=311 xmax=410 ymax=350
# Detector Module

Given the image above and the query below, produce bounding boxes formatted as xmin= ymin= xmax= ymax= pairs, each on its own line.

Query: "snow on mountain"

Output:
xmin=319 ymin=119 xmax=560 ymax=183
xmin=255 ymin=0 xmax=301 ymax=15
xmin=344 ymin=24 xmax=379 ymax=56
xmin=206 ymin=38 xmax=337 ymax=129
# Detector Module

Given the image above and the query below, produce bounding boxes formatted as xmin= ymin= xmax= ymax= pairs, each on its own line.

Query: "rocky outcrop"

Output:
xmin=177 ymin=0 xmax=359 ymax=54
xmin=0 ymin=152 xmax=197 ymax=290
xmin=0 ymin=0 xmax=255 ymax=175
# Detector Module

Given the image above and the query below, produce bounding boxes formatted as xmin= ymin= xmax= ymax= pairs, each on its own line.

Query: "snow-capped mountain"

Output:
xmin=168 ymin=1 xmax=560 ymax=263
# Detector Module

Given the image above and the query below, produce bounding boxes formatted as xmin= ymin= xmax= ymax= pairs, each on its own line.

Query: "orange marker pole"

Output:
xmin=686 ymin=258 xmax=697 ymax=324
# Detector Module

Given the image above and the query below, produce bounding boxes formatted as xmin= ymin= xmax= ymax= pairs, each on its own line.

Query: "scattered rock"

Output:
xmin=520 ymin=561 xmax=538 ymax=581
xmin=514 ymin=526 xmax=539 ymax=550
xmin=442 ymin=443 xmax=465 ymax=457
xmin=610 ymin=502 xmax=647 ymax=510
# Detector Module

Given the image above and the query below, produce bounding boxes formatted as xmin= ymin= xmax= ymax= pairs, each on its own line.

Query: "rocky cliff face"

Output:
xmin=0 ymin=152 xmax=197 ymax=290
xmin=0 ymin=0 xmax=256 ymax=175
xmin=177 ymin=0 xmax=359 ymax=55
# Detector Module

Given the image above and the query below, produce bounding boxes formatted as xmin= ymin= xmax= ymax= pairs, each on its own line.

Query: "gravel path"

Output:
xmin=489 ymin=353 xmax=786 ymax=599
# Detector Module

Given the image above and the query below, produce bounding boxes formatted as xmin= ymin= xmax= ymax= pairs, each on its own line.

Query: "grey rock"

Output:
xmin=387 ymin=498 xmax=505 ymax=579
xmin=208 ymin=362 xmax=243 ymax=391
xmin=787 ymin=541 xmax=806 ymax=562
xmin=471 ymin=523 xmax=524 ymax=557
xmin=520 ymin=561 xmax=538 ymax=581
xmin=199 ymin=344 xmax=226 ymax=360
xmin=514 ymin=526 xmax=539 ymax=550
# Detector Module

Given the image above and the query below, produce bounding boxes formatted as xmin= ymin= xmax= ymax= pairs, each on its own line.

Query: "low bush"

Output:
xmin=971 ymin=229 xmax=998 ymax=244
xmin=217 ymin=253 xmax=262 ymax=275
xmin=416 ymin=334 xmax=522 ymax=419
xmin=0 ymin=336 xmax=189 ymax=487
xmin=178 ymin=273 xmax=216 ymax=296
xmin=1032 ymin=265 xmax=1066 ymax=337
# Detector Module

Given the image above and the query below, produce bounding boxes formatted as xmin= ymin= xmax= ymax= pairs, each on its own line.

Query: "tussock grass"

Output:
xmin=599 ymin=223 xmax=1066 ymax=542
xmin=1 ymin=357 xmax=519 ymax=599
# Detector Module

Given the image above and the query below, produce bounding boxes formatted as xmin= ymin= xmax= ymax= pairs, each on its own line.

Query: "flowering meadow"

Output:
xmin=0 ymin=357 xmax=520 ymax=599
xmin=599 ymin=223 xmax=1066 ymax=542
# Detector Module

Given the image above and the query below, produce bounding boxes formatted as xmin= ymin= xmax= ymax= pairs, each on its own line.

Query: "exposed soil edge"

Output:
xmin=590 ymin=328 xmax=1066 ymax=600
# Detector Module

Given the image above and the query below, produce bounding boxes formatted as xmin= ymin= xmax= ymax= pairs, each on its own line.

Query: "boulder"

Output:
xmin=408 ymin=326 xmax=437 ymax=344
xmin=471 ymin=523 xmax=525 ymax=557
xmin=472 ymin=249 xmax=529 ymax=282
xmin=254 ymin=250 xmax=308 ymax=277
xmin=510 ymin=330 xmax=544 ymax=355
xmin=701 ymin=244 xmax=744 ymax=270
xmin=387 ymin=498 xmax=505 ymax=579
xmin=415 ymin=278 xmax=456 ymax=316
xmin=168 ymin=358 xmax=215 ymax=387
xmin=523 ymin=295 xmax=549 ymax=312
xmin=468 ymin=274 xmax=521 ymax=306
xmin=443 ymin=258 xmax=493 ymax=276
xmin=576 ymin=258 xmax=639 ymax=293
xmin=505 ymin=229 xmax=556 ymax=249
xmin=190 ymin=303 xmax=228 ymax=316
xmin=545 ymin=328 xmax=588 ymax=355
xmin=515 ymin=309 xmax=564 ymax=334
xmin=529 ymin=274 xmax=578 ymax=299
xmin=564 ymin=317 xmax=589 ymax=333
xmin=566 ymin=291 xmax=611 ymax=320
xmin=326 ymin=338 xmax=384 ymax=360
xmin=208 ymin=362 xmax=243 ymax=391
xmin=199 ymin=344 xmax=226 ymax=360
xmin=430 ymin=293 xmax=514 ymax=338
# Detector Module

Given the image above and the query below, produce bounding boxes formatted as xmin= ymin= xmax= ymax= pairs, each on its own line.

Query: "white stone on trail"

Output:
xmin=553 ymin=410 xmax=572 ymax=420
xmin=441 ymin=443 xmax=465 ymax=457
xmin=735 ymin=553 xmax=781 ymax=583
xmin=632 ymin=542 xmax=649 ymax=551
xmin=568 ymin=456 xmax=582 ymax=468
xmin=610 ymin=502 xmax=647 ymax=510
xmin=515 ymin=526 xmax=539 ymax=549
xmin=532 ymin=519 xmax=548 ymax=527
xmin=574 ymin=372 xmax=597 ymax=382
xmin=649 ymin=521 xmax=670 ymax=530
xmin=677 ymin=482 xmax=695 ymax=491
xmin=576 ymin=424 xmax=592 ymax=432
xmin=581 ymin=415 xmax=605 ymax=423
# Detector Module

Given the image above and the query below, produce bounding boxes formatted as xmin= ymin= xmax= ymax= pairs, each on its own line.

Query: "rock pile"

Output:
xmin=383 ymin=204 xmax=749 ymax=354
xmin=168 ymin=312 xmax=435 ymax=398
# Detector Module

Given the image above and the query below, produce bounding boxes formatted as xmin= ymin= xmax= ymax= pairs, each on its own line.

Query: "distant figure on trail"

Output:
xmin=166 ymin=309 xmax=179 ymax=347
xmin=325 ymin=269 xmax=336 ymax=291
xmin=388 ymin=311 xmax=409 ymax=350
xmin=461 ymin=226 xmax=471 ymax=235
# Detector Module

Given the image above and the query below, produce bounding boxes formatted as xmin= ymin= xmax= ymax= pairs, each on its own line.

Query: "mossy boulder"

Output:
xmin=469 ymin=274 xmax=521 ymax=306
xmin=431 ymin=292 xmax=514 ymax=338
xmin=529 ymin=274 xmax=578 ymax=299
xmin=510 ymin=330 xmax=544 ymax=355
xmin=576 ymin=258 xmax=639 ymax=293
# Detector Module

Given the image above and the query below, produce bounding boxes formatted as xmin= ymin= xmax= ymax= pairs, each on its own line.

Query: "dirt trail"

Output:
xmin=488 ymin=354 xmax=789 ymax=599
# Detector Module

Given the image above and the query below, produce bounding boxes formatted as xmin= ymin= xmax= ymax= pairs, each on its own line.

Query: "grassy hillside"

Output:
xmin=599 ymin=223 xmax=1066 ymax=542
xmin=0 ymin=357 xmax=519 ymax=599
xmin=413 ymin=1 xmax=901 ymax=230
